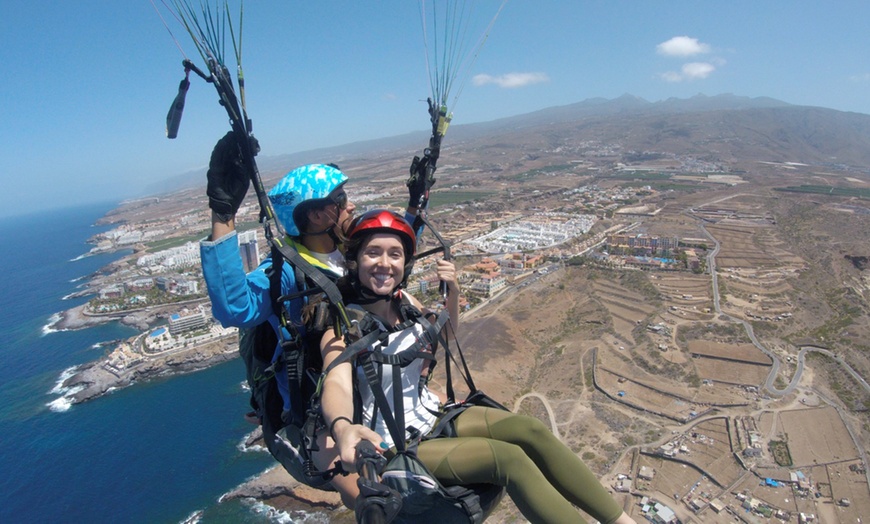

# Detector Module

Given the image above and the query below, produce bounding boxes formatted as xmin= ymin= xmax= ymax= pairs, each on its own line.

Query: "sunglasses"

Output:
xmin=330 ymin=192 xmax=349 ymax=209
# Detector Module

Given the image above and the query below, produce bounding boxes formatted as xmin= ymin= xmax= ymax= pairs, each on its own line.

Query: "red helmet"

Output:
xmin=346 ymin=210 xmax=417 ymax=293
xmin=347 ymin=209 xmax=416 ymax=258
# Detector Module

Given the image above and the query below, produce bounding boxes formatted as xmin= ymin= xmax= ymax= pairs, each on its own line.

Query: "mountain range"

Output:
xmin=148 ymin=93 xmax=870 ymax=195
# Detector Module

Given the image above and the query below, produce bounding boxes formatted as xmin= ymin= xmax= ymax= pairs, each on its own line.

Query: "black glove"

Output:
xmin=407 ymin=154 xmax=436 ymax=209
xmin=206 ymin=132 xmax=257 ymax=222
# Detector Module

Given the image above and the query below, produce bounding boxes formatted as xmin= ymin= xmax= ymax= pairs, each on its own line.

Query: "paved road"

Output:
xmin=695 ymin=206 xmax=870 ymax=487
xmin=698 ymin=221 xmax=870 ymax=398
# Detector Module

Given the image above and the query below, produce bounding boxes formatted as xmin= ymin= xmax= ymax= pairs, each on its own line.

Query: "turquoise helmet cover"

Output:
xmin=268 ymin=164 xmax=348 ymax=236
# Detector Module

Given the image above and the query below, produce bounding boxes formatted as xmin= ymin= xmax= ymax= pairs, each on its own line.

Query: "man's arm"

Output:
xmin=210 ymin=211 xmax=235 ymax=241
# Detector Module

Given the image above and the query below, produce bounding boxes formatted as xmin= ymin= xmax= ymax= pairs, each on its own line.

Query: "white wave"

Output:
xmin=42 ymin=313 xmax=64 ymax=335
xmin=69 ymin=274 xmax=87 ymax=283
xmin=248 ymin=500 xmax=330 ymax=523
xmin=243 ymin=442 xmax=267 ymax=453
xmin=49 ymin=366 xmax=80 ymax=395
xmin=52 ymin=383 xmax=84 ymax=401
xmin=47 ymin=396 xmax=73 ymax=412
xmin=47 ymin=367 xmax=86 ymax=412
xmin=218 ymin=475 xmax=329 ymax=523
xmin=61 ymin=292 xmax=77 ymax=300
xmin=240 ymin=380 xmax=251 ymax=392
xmin=238 ymin=433 xmax=266 ymax=453
xmin=237 ymin=426 xmax=267 ymax=453
xmin=249 ymin=500 xmax=296 ymax=523
xmin=69 ymin=252 xmax=92 ymax=262
xmin=47 ymin=389 xmax=85 ymax=413
xmin=178 ymin=509 xmax=203 ymax=524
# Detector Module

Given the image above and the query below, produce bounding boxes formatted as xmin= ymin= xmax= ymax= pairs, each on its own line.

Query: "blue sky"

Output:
xmin=2 ymin=1 xmax=870 ymax=218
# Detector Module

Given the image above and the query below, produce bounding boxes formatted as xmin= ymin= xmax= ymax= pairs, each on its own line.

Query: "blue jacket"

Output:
xmin=200 ymin=231 xmax=305 ymax=331
xmin=201 ymin=229 xmax=347 ymax=321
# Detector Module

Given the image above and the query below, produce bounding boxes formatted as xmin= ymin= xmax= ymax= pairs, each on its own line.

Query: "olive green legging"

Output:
xmin=415 ymin=406 xmax=622 ymax=524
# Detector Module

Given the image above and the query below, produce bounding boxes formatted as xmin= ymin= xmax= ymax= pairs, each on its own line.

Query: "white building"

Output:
xmin=238 ymin=229 xmax=260 ymax=273
xmin=168 ymin=308 xmax=209 ymax=335
xmin=469 ymin=274 xmax=507 ymax=297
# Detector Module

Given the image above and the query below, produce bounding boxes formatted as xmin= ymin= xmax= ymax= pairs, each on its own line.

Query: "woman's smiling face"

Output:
xmin=357 ymin=233 xmax=406 ymax=295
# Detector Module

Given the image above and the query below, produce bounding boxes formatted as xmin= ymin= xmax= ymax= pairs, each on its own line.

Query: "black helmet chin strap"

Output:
xmin=300 ymin=224 xmax=342 ymax=251
xmin=349 ymin=273 xmax=403 ymax=305
xmin=353 ymin=292 xmax=393 ymax=306
xmin=300 ymin=200 xmax=345 ymax=250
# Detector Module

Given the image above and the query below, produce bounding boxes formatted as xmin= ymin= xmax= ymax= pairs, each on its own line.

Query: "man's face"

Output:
xmin=326 ymin=186 xmax=355 ymax=236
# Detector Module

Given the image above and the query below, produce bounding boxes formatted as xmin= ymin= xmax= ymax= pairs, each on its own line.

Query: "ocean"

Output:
xmin=0 ymin=203 xmax=291 ymax=523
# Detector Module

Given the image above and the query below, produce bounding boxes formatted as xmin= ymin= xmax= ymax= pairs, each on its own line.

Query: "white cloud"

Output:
xmin=657 ymin=36 xmax=711 ymax=57
xmin=472 ymin=72 xmax=550 ymax=88
xmin=660 ymin=71 xmax=684 ymax=83
xmin=660 ymin=62 xmax=716 ymax=83
xmin=850 ymin=72 xmax=870 ymax=82
xmin=682 ymin=62 xmax=715 ymax=79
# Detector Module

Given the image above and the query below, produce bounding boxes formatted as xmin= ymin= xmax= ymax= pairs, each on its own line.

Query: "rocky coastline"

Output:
xmin=222 ymin=470 xmax=353 ymax=523
xmin=58 ymin=337 xmax=239 ymax=404
xmin=217 ymin=427 xmax=351 ymax=520
xmin=53 ymin=300 xmax=208 ymax=333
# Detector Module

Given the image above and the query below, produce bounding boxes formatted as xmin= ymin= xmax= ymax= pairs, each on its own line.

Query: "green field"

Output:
xmin=610 ymin=171 xmax=673 ymax=181
xmin=496 ymin=164 xmax=579 ymax=181
xmin=622 ymin=181 xmax=700 ymax=192
xmin=774 ymin=185 xmax=870 ymax=199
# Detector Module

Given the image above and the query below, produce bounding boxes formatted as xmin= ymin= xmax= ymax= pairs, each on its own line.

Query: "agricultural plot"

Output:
xmin=635 ymin=454 xmax=712 ymax=505
xmin=687 ymin=341 xmax=772 ymax=364
xmin=652 ymin=274 xmax=711 ymax=302
xmin=594 ymin=365 xmax=706 ymax=422
xmin=826 ymin=460 xmax=870 ymax=523
xmin=677 ymin=418 xmax=744 ymax=487
xmin=687 ymin=383 xmax=751 ymax=406
xmin=686 ymin=340 xmax=772 ymax=386
xmin=778 ymin=407 xmax=860 ymax=466
xmin=693 ymin=358 xmax=770 ymax=386
xmin=705 ymin=222 xmax=781 ymax=268
xmin=723 ymin=278 xmax=793 ymax=299
xmin=590 ymin=280 xmax=656 ymax=343
xmin=751 ymin=479 xmax=798 ymax=515
xmin=651 ymin=274 xmax=714 ymax=322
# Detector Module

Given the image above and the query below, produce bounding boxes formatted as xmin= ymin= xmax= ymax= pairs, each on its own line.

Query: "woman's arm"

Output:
xmin=319 ymin=330 xmax=386 ymax=470
xmin=436 ymin=259 xmax=460 ymax=334
xmin=408 ymin=259 xmax=460 ymax=340
xmin=412 ymin=258 xmax=460 ymax=340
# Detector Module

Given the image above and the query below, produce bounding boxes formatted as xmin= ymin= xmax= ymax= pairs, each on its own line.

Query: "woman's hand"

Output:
xmin=435 ymin=259 xmax=459 ymax=293
xmin=332 ymin=420 xmax=387 ymax=473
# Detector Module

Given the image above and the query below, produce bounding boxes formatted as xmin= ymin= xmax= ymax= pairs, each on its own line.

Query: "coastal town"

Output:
xmin=50 ymin=177 xmax=701 ymax=405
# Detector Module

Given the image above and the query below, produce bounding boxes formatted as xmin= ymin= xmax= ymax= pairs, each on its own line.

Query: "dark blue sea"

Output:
xmin=0 ymin=203 xmax=296 ymax=523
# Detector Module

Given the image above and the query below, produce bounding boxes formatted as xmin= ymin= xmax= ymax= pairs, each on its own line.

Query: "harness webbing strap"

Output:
xmin=272 ymin=239 xmax=347 ymax=323
xmin=322 ymin=330 xmax=382 ymax=376
xmin=359 ymin=352 xmax=407 ymax=451
xmin=358 ymin=309 xmax=449 ymax=451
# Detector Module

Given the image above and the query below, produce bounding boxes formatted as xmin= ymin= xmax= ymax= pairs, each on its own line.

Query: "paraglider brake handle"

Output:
xmin=439 ymin=243 xmax=452 ymax=299
xmin=181 ymin=59 xmax=210 ymax=82
xmin=354 ymin=441 xmax=399 ymax=524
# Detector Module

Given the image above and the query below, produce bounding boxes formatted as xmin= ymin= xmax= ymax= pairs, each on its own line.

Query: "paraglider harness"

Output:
xmin=320 ymin=291 xmax=506 ymax=524
xmin=237 ymin=245 xmax=351 ymax=490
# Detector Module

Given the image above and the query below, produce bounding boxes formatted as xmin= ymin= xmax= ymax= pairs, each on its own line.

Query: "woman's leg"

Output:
xmin=452 ymin=406 xmax=624 ymax=524
xmin=417 ymin=436 xmax=588 ymax=523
